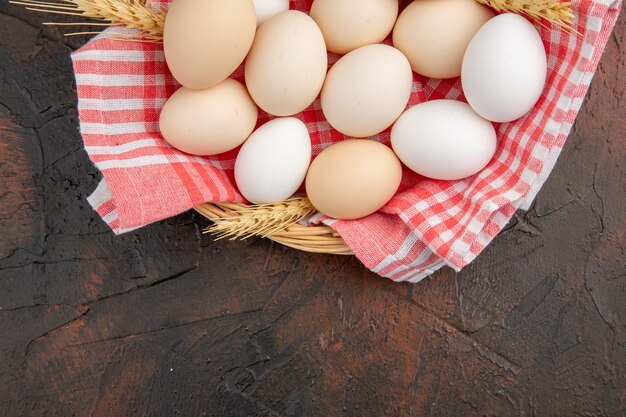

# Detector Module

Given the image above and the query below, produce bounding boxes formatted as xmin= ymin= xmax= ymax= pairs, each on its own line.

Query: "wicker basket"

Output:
xmin=194 ymin=203 xmax=354 ymax=255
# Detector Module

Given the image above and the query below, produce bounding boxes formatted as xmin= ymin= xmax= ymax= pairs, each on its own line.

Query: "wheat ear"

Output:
xmin=477 ymin=0 xmax=576 ymax=30
xmin=205 ymin=198 xmax=318 ymax=240
xmin=9 ymin=0 xmax=165 ymax=40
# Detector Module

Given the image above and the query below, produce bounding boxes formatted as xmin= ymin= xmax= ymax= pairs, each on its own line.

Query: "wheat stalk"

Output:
xmin=477 ymin=0 xmax=576 ymax=30
xmin=205 ymin=197 xmax=318 ymax=240
xmin=9 ymin=0 xmax=165 ymax=40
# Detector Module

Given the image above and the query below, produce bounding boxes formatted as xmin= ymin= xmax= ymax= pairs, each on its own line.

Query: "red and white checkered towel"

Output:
xmin=75 ymin=0 xmax=622 ymax=282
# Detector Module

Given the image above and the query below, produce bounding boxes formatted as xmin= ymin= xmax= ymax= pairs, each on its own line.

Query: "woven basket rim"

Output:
xmin=194 ymin=202 xmax=354 ymax=255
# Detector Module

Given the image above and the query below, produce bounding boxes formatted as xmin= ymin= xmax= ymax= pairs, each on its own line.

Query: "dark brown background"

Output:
xmin=0 ymin=3 xmax=624 ymax=416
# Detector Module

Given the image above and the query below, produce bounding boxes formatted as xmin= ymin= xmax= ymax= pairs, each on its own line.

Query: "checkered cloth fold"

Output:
xmin=75 ymin=0 xmax=622 ymax=282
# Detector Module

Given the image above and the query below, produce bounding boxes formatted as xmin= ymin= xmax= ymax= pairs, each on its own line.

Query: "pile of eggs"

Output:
xmin=159 ymin=0 xmax=548 ymax=220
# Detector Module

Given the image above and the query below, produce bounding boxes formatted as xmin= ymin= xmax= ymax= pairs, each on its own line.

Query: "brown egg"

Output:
xmin=159 ymin=79 xmax=258 ymax=156
xmin=321 ymin=44 xmax=413 ymax=138
xmin=310 ymin=0 xmax=399 ymax=54
xmin=245 ymin=10 xmax=328 ymax=116
xmin=393 ymin=0 xmax=494 ymax=79
xmin=306 ymin=140 xmax=402 ymax=220
xmin=163 ymin=0 xmax=256 ymax=89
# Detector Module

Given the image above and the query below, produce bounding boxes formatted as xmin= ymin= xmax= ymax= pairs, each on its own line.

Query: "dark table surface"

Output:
xmin=1 ymin=3 xmax=625 ymax=417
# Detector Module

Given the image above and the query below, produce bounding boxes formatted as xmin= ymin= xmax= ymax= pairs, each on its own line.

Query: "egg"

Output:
xmin=159 ymin=79 xmax=258 ymax=156
xmin=252 ymin=0 xmax=290 ymax=26
xmin=321 ymin=44 xmax=413 ymax=138
xmin=310 ymin=0 xmax=398 ymax=54
xmin=235 ymin=118 xmax=312 ymax=204
xmin=462 ymin=13 xmax=548 ymax=122
xmin=163 ymin=0 xmax=256 ymax=90
xmin=391 ymin=100 xmax=497 ymax=180
xmin=393 ymin=0 xmax=494 ymax=79
xmin=306 ymin=140 xmax=402 ymax=220
xmin=245 ymin=11 xmax=327 ymax=116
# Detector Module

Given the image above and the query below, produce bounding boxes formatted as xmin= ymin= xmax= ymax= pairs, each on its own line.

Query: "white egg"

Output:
xmin=235 ymin=118 xmax=312 ymax=204
xmin=391 ymin=100 xmax=497 ymax=180
xmin=252 ymin=0 xmax=290 ymax=26
xmin=461 ymin=13 xmax=547 ymax=122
